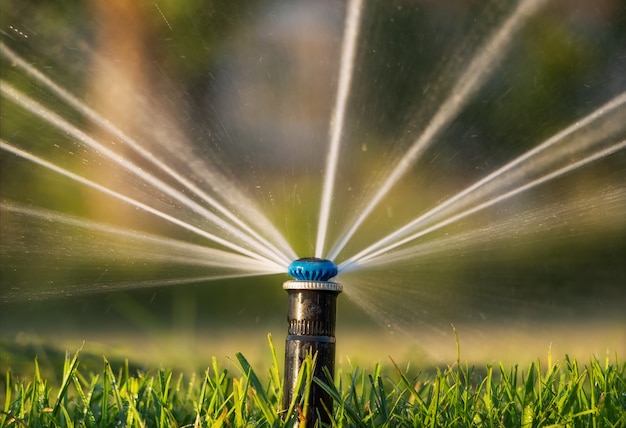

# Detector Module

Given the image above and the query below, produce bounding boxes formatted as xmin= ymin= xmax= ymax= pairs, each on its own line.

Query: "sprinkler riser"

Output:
xmin=283 ymin=282 xmax=341 ymax=425
xmin=283 ymin=333 xmax=336 ymax=421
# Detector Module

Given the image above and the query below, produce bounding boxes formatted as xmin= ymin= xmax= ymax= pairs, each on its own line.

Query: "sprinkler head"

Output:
xmin=283 ymin=257 xmax=342 ymax=426
xmin=288 ymin=257 xmax=338 ymax=281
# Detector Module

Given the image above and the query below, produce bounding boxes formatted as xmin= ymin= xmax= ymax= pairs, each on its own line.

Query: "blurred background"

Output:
xmin=1 ymin=0 xmax=625 ymax=376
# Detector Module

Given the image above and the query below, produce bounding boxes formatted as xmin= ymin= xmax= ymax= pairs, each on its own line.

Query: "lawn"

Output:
xmin=2 ymin=336 xmax=624 ymax=427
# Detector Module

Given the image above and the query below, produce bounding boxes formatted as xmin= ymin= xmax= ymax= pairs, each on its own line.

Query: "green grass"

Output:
xmin=1 ymin=336 xmax=624 ymax=427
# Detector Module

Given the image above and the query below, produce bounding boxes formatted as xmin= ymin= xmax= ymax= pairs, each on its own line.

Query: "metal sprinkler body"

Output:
xmin=284 ymin=257 xmax=342 ymax=425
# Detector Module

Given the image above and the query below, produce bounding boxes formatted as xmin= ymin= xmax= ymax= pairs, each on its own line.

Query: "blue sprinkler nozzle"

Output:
xmin=288 ymin=257 xmax=338 ymax=281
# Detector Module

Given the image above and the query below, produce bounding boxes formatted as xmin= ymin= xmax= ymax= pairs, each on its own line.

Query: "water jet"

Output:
xmin=1 ymin=0 xmax=625 ymax=395
xmin=283 ymin=257 xmax=341 ymax=425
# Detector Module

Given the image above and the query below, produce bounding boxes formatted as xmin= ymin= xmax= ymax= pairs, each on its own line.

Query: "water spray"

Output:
xmin=284 ymin=257 xmax=342 ymax=425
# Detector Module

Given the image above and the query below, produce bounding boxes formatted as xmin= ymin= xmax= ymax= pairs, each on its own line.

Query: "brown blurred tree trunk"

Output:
xmin=83 ymin=0 xmax=151 ymax=226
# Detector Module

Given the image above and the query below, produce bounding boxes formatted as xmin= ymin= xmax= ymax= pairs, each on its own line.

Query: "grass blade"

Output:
xmin=52 ymin=349 xmax=80 ymax=417
xmin=235 ymin=351 xmax=276 ymax=425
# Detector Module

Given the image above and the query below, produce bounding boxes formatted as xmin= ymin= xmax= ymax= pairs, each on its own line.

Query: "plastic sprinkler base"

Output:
xmin=283 ymin=258 xmax=342 ymax=426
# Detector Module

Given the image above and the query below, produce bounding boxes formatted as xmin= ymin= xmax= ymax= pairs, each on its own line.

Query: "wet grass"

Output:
xmin=1 ymin=336 xmax=624 ymax=427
